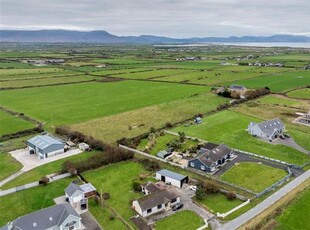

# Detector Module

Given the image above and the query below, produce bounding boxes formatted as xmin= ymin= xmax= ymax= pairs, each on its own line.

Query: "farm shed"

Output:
xmin=26 ymin=135 xmax=64 ymax=159
xmin=156 ymin=169 xmax=188 ymax=188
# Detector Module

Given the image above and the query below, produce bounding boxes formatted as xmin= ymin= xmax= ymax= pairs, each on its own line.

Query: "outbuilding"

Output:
xmin=155 ymin=169 xmax=188 ymax=188
xmin=26 ymin=135 xmax=64 ymax=159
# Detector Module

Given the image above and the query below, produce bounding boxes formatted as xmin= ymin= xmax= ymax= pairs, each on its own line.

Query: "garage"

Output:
xmin=155 ymin=169 xmax=188 ymax=188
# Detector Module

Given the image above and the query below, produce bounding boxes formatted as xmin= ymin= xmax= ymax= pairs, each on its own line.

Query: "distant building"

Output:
xmin=0 ymin=203 xmax=81 ymax=230
xmin=26 ymin=135 xmax=64 ymax=159
xmin=188 ymin=143 xmax=235 ymax=173
xmin=230 ymin=85 xmax=247 ymax=95
xmin=248 ymin=118 xmax=285 ymax=141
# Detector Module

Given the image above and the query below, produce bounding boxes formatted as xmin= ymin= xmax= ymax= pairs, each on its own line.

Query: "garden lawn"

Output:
xmin=1 ymin=151 xmax=95 ymax=189
xmin=0 ymin=177 xmax=76 ymax=226
xmin=287 ymin=88 xmax=310 ymax=100
xmin=220 ymin=162 xmax=287 ymax=193
xmin=224 ymin=71 xmax=310 ymax=92
xmin=82 ymin=161 xmax=149 ymax=227
xmin=173 ymin=110 xmax=310 ymax=165
xmin=276 ymin=187 xmax=310 ymax=230
xmin=0 ymin=153 xmax=22 ymax=182
xmin=0 ymin=81 xmax=208 ymax=126
xmin=0 ymin=110 xmax=35 ymax=136
xmin=155 ymin=210 xmax=205 ymax=230
xmin=198 ymin=193 xmax=243 ymax=214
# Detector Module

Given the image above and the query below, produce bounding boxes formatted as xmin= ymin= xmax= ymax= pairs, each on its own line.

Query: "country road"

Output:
xmin=220 ymin=170 xmax=310 ymax=230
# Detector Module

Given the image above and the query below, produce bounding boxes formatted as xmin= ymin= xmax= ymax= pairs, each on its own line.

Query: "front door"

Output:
xmin=161 ymin=175 xmax=165 ymax=182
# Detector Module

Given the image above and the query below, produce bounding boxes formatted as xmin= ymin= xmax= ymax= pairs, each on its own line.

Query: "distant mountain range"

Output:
xmin=1 ymin=30 xmax=310 ymax=43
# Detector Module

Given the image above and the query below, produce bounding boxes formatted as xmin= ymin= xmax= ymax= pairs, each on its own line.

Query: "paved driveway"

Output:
xmin=81 ymin=212 xmax=103 ymax=230
xmin=9 ymin=148 xmax=82 ymax=171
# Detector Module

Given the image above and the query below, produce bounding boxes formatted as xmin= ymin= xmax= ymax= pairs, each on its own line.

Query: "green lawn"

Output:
xmin=0 ymin=153 xmax=22 ymax=181
xmin=224 ymin=71 xmax=310 ymax=92
xmin=0 ymin=110 xmax=35 ymax=136
xmin=1 ymin=151 xmax=95 ymax=189
xmin=0 ymin=81 xmax=208 ymax=126
xmin=82 ymin=161 xmax=149 ymax=227
xmin=276 ymin=187 xmax=310 ymax=230
xmin=155 ymin=210 xmax=205 ymax=230
xmin=257 ymin=95 xmax=301 ymax=107
xmin=138 ymin=134 xmax=178 ymax=155
xmin=197 ymin=193 xmax=243 ymax=214
xmin=173 ymin=110 xmax=309 ymax=165
xmin=287 ymin=88 xmax=310 ymax=99
xmin=220 ymin=162 xmax=288 ymax=193
xmin=0 ymin=177 xmax=76 ymax=226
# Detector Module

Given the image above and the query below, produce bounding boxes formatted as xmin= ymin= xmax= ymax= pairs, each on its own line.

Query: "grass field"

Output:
xmin=155 ymin=210 xmax=205 ymax=230
xmin=70 ymin=91 xmax=227 ymax=143
xmin=0 ymin=67 xmax=64 ymax=76
xmin=1 ymin=151 xmax=95 ymax=189
xmin=276 ymin=187 xmax=310 ymax=230
xmin=197 ymin=193 xmax=243 ymax=214
xmin=0 ymin=81 xmax=208 ymax=126
xmin=224 ymin=71 xmax=310 ymax=92
xmin=0 ymin=177 xmax=76 ymax=226
xmin=0 ymin=153 xmax=22 ymax=182
xmin=220 ymin=162 xmax=288 ymax=193
xmin=82 ymin=161 xmax=150 ymax=227
xmin=287 ymin=88 xmax=310 ymax=99
xmin=257 ymin=95 xmax=303 ymax=107
xmin=0 ymin=110 xmax=35 ymax=136
xmin=172 ymin=110 xmax=310 ymax=165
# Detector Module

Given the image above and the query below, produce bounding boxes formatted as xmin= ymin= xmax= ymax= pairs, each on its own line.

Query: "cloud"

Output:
xmin=0 ymin=0 xmax=309 ymax=37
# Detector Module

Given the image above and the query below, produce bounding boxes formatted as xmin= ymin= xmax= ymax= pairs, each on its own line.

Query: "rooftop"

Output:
xmin=156 ymin=169 xmax=187 ymax=181
xmin=27 ymin=135 xmax=63 ymax=150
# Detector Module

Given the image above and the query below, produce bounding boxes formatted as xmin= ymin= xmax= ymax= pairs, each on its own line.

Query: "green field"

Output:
xmin=257 ymin=95 xmax=302 ymax=107
xmin=276 ymin=187 xmax=310 ymax=230
xmin=0 ymin=67 xmax=64 ymax=76
xmin=1 ymin=151 xmax=95 ymax=189
xmin=172 ymin=110 xmax=310 ymax=165
xmin=0 ymin=153 xmax=22 ymax=182
xmin=82 ymin=161 xmax=149 ymax=227
xmin=0 ymin=81 xmax=208 ymax=126
xmin=287 ymin=88 xmax=310 ymax=99
xmin=155 ymin=210 xmax=205 ymax=230
xmin=220 ymin=162 xmax=288 ymax=193
xmin=0 ymin=177 xmax=75 ymax=226
xmin=224 ymin=71 xmax=310 ymax=92
xmin=198 ymin=193 xmax=243 ymax=213
xmin=0 ymin=110 xmax=35 ymax=136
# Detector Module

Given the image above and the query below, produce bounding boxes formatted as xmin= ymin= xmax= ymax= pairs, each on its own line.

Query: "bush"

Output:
xmin=226 ymin=191 xmax=237 ymax=200
xmin=102 ymin=192 xmax=110 ymax=200
xmin=132 ymin=181 xmax=142 ymax=192
xmin=205 ymin=181 xmax=220 ymax=193
xmin=109 ymin=214 xmax=115 ymax=221
xmin=40 ymin=176 xmax=49 ymax=186
xmin=138 ymin=158 xmax=160 ymax=171
xmin=196 ymin=186 xmax=207 ymax=200
xmin=165 ymin=122 xmax=173 ymax=128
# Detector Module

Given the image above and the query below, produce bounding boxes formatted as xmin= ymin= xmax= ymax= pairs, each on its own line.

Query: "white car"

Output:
xmin=189 ymin=185 xmax=197 ymax=192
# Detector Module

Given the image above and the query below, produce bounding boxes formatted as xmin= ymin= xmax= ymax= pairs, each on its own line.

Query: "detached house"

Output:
xmin=132 ymin=188 xmax=180 ymax=217
xmin=188 ymin=143 xmax=235 ymax=173
xmin=230 ymin=85 xmax=247 ymax=95
xmin=0 ymin=203 xmax=81 ymax=230
xmin=65 ymin=182 xmax=96 ymax=210
xmin=248 ymin=118 xmax=285 ymax=141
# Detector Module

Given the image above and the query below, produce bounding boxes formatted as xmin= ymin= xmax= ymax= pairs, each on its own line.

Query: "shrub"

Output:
xmin=138 ymin=158 xmax=160 ymax=171
xmin=40 ymin=176 xmax=49 ymax=186
xmin=165 ymin=122 xmax=173 ymax=128
xmin=109 ymin=214 xmax=115 ymax=221
xmin=178 ymin=131 xmax=186 ymax=143
xmin=196 ymin=186 xmax=207 ymax=200
xmin=205 ymin=181 xmax=220 ymax=193
xmin=132 ymin=181 xmax=142 ymax=192
xmin=102 ymin=192 xmax=110 ymax=200
xmin=226 ymin=191 xmax=237 ymax=200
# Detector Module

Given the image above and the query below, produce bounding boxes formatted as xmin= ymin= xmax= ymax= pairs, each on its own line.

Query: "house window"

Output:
xmin=157 ymin=204 xmax=162 ymax=209
xmin=147 ymin=208 xmax=152 ymax=214
xmin=201 ymin=165 xmax=205 ymax=170
xmin=171 ymin=198 xmax=177 ymax=203
xmin=190 ymin=162 xmax=195 ymax=167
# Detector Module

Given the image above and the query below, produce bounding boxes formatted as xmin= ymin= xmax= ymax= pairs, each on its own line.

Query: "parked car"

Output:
xmin=172 ymin=203 xmax=183 ymax=211
xmin=189 ymin=185 xmax=197 ymax=192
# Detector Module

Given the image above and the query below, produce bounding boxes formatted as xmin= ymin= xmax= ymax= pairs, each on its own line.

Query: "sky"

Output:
xmin=0 ymin=0 xmax=309 ymax=38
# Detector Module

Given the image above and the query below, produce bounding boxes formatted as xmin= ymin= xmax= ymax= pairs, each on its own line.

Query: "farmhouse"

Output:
xmin=65 ymin=182 xmax=96 ymax=210
xmin=26 ymin=135 xmax=65 ymax=159
xmin=188 ymin=143 xmax=235 ymax=173
xmin=0 ymin=203 xmax=82 ymax=230
xmin=156 ymin=169 xmax=188 ymax=188
xmin=248 ymin=118 xmax=285 ymax=141
xmin=132 ymin=188 xmax=180 ymax=217
xmin=230 ymin=85 xmax=247 ymax=95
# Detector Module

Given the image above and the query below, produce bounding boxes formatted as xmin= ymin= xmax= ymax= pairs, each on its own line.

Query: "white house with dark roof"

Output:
xmin=26 ymin=135 xmax=65 ymax=159
xmin=248 ymin=118 xmax=285 ymax=141
xmin=132 ymin=188 xmax=180 ymax=217
xmin=156 ymin=169 xmax=188 ymax=188
xmin=65 ymin=182 xmax=96 ymax=210
xmin=0 ymin=203 xmax=81 ymax=230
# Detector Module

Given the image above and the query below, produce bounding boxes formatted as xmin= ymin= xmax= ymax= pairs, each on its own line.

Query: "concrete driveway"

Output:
xmin=9 ymin=148 xmax=83 ymax=172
